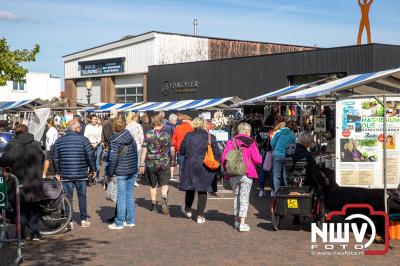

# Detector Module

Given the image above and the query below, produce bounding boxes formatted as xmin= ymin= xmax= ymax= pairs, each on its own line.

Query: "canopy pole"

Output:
xmin=383 ymin=96 xmax=388 ymax=213
xmin=300 ymin=102 xmax=304 ymax=129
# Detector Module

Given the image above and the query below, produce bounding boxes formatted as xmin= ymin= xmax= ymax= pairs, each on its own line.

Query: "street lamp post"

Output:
xmin=85 ymin=79 xmax=93 ymax=105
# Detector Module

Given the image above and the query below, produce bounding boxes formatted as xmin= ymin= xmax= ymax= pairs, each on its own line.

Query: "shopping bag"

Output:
xmin=204 ymin=133 xmax=220 ymax=170
xmin=263 ymin=150 xmax=273 ymax=171
xmin=106 ymin=177 xmax=118 ymax=202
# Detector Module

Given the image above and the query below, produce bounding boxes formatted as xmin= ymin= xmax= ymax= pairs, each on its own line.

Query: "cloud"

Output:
xmin=0 ymin=10 xmax=29 ymax=21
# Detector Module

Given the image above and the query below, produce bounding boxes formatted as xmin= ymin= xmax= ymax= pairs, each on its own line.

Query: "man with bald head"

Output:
xmin=52 ymin=120 xmax=96 ymax=228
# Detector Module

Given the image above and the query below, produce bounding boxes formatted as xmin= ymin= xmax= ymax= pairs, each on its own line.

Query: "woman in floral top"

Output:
xmin=139 ymin=114 xmax=175 ymax=214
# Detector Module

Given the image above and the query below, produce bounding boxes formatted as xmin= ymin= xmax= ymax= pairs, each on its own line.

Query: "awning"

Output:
xmin=236 ymin=85 xmax=304 ymax=106
xmin=90 ymin=97 xmax=240 ymax=112
xmin=87 ymin=102 xmax=143 ymax=112
xmin=235 ymin=76 xmax=338 ymax=106
xmin=279 ymin=67 xmax=400 ymax=100
xmin=0 ymin=99 xmax=37 ymax=112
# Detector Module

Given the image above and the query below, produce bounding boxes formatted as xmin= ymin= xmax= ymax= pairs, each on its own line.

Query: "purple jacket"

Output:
xmin=221 ymin=134 xmax=262 ymax=179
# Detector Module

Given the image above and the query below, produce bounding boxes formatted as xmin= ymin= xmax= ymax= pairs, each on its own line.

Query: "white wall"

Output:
xmin=154 ymin=33 xmax=209 ymax=65
xmin=0 ymin=72 xmax=61 ymax=102
xmin=64 ymin=39 xmax=155 ymax=79
xmin=64 ymin=32 xmax=211 ymax=80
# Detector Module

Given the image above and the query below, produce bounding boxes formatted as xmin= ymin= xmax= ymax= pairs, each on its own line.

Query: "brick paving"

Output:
xmin=1 ymin=178 xmax=400 ymax=266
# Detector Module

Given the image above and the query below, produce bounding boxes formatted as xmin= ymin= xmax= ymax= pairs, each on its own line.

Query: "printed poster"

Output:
xmin=336 ymin=97 xmax=400 ymax=188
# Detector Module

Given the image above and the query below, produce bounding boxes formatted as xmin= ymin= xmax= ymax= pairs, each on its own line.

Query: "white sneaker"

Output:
xmin=239 ymin=224 xmax=251 ymax=232
xmin=234 ymin=221 xmax=240 ymax=229
xmin=108 ymin=223 xmax=124 ymax=230
xmin=181 ymin=207 xmax=192 ymax=218
xmin=134 ymin=181 xmax=139 ymax=187
xmin=196 ymin=216 xmax=206 ymax=224
xmin=81 ymin=220 xmax=91 ymax=227
xmin=67 ymin=222 xmax=74 ymax=230
xmin=258 ymin=190 xmax=266 ymax=197
xmin=123 ymin=222 xmax=135 ymax=227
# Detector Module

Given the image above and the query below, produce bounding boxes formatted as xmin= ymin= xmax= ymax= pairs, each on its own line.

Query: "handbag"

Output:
xmin=106 ymin=177 xmax=118 ymax=202
xmin=263 ymin=151 xmax=273 ymax=171
xmin=203 ymin=133 xmax=220 ymax=170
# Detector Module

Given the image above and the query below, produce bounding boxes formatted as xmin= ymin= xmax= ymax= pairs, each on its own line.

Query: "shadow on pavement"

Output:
xmin=205 ymin=210 xmax=235 ymax=227
xmin=0 ymin=237 xmax=111 ymax=266
xmin=96 ymin=206 xmax=116 ymax=223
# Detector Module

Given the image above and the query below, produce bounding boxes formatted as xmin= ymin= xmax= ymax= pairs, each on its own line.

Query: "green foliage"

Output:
xmin=0 ymin=38 xmax=40 ymax=86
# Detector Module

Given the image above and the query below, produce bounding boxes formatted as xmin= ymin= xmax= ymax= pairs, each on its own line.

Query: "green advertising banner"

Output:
xmin=0 ymin=175 xmax=7 ymax=209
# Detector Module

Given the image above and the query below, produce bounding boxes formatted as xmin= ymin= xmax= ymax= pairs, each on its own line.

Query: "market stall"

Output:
xmin=279 ymin=66 xmax=400 ymax=213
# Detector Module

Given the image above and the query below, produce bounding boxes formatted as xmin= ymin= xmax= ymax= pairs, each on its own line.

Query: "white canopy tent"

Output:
xmin=234 ymin=77 xmax=339 ymax=106
xmin=87 ymin=97 xmax=241 ymax=112
xmin=279 ymin=67 xmax=400 ymax=101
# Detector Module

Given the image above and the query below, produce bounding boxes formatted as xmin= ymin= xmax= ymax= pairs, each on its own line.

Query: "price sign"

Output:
xmin=0 ymin=176 xmax=7 ymax=209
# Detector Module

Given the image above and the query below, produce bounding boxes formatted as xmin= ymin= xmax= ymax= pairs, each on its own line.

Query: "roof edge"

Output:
xmin=63 ymin=30 xmax=317 ymax=61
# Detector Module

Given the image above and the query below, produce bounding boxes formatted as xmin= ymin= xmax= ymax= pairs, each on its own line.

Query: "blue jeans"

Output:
xmin=272 ymin=155 xmax=287 ymax=194
xmin=178 ymin=155 xmax=185 ymax=178
xmin=95 ymin=145 xmax=102 ymax=179
xmin=63 ymin=180 xmax=88 ymax=221
xmin=115 ymin=175 xmax=136 ymax=226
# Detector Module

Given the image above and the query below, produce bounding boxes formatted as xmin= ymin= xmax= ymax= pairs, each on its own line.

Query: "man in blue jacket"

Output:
xmin=52 ymin=120 xmax=96 ymax=228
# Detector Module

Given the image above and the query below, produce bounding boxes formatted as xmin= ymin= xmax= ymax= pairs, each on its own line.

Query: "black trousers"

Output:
xmin=185 ymin=190 xmax=207 ymax=216
xmin=20 ymin=202 xmax=41 ymax=238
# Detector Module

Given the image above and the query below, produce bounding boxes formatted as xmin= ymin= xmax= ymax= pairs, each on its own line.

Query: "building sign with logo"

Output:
xmin=336 ymin=97 xmax=400 ymax=188
xmin=162 ymin=80 xmax=199 ymax=95
xmin=79 ymin=57 xmax=125 ymax=76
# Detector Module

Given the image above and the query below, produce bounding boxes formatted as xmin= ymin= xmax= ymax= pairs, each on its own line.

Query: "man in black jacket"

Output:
xmin=52 ymin=120 xmax=96 ymax=228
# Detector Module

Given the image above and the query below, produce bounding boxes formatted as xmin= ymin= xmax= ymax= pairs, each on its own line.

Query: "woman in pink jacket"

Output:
xmin=222 ymin=122 xmax=262 ymax=232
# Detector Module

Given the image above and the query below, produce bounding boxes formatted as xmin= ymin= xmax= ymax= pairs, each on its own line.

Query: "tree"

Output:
xmin=0 ymin=38 xmax=40 ymax=86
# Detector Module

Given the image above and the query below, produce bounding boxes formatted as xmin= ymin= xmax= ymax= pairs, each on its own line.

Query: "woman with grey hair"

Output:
xmin=221 ymin=122 xmax=262 ymax=232
xmin=292 ymin=132 xmax=325 ymax=193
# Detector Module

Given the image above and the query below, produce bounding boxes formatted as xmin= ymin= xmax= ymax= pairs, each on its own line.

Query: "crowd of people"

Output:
xmin=0 ymin=108 xmax=329 ymax=240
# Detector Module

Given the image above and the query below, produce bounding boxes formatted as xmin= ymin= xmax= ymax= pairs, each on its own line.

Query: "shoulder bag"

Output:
xmin=204 ymin=133 xmax=220 ymax=170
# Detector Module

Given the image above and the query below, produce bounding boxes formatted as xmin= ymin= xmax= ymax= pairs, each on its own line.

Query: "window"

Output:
xmin=12 ymin=81 xmax=25 ymax=91
xmin=288 ymin=73 xmax=346 ymax=85
xmin=115 ymin=86 xmax=144 ymax=103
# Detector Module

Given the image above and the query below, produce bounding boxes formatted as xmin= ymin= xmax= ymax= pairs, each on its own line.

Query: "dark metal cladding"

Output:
xmin=148 ymin=44 xmax=400 ymax=101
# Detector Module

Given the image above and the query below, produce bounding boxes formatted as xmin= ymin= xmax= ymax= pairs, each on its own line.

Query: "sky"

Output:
xmin=1 ymin=0 xmax=399 ymax=84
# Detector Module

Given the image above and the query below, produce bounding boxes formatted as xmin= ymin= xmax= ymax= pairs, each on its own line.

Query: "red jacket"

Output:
xmin=172 ymin=122 xmax=193 ymax=152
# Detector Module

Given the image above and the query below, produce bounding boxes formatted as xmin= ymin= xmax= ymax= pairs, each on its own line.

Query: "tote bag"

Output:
xmin=204 ymin=133 xmax=220 ymax=170
xmin=106 ymin=177 xmax=118 ymax=202
xmin=263 ymin=151 xmax=273 ymax=171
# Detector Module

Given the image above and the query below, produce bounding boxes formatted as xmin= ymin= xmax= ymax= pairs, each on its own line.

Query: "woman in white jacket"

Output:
xmin=126 ymin=112 xmax=144 ymax=187
xmin=43 ymin=118 xmax=59 ymax=178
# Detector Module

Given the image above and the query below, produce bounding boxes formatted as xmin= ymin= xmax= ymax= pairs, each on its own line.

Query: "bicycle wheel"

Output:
xmin=39 ymin=193 xmax=72 ymax=235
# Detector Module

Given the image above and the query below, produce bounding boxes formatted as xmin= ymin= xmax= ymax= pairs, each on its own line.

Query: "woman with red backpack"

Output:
xmin=221 ymin=122 xmax=262 ymax=232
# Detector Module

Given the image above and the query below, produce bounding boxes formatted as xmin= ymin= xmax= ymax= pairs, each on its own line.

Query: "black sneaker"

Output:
xmin=160 ymin=197 xmax=169 ymax=215
xmin=32 ymin=233 xmax=42 ymax=241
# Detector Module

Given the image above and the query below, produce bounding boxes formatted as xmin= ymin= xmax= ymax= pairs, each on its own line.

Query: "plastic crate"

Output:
xmin=274 ymin=186 xmax=313 ymax=216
